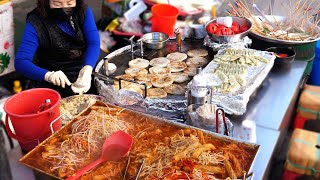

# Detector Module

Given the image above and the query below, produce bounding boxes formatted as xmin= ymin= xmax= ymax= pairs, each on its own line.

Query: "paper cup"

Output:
xmin=239 ymin=119 xmax=257 ymax=143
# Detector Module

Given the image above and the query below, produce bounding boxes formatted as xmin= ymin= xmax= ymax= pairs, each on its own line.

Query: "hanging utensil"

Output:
xmin=215 ymin=108 xmax=229 ymax=136
xmin=66 ymin=131 xmax=133 ymax=180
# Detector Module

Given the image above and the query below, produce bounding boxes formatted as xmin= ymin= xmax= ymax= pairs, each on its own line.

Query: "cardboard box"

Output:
xmin=285 ymin=128 xmax=320 ymax=177
xmin=0 ymin=0 xmax=14 ymax=76
xmin=0 ymin=34 xmax=15 ymax=76
xmin=0 ymin=0 xmax=14 ymax=39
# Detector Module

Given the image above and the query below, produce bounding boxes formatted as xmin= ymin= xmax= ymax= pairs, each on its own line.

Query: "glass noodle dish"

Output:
xmin=20 ymin=103 xmax=258 ymax=180
xmin=229 ymin=0 xmax=320 ymax=43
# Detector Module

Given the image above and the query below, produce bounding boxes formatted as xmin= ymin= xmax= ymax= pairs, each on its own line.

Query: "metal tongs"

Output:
xmin=215 ymin=108 xmax=229 ymax=136
xmin=122 ymin=156 xmax=131 ymax=180
xmin=135 ymin=159 xmax=145 ymax=180
xmin=122 ymin=157 xmax=145 ymax=180
xmin=37 ymin=99 xmax=52 ymax=113
xmin=93 ymin=72 xmax=148 ymax=98
xmin=243 ymin=172 xmax=254 ymax=180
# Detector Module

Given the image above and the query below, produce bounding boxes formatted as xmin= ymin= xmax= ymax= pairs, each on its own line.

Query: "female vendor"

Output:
xmin=15 ymin=0 xmax=100 ymax=97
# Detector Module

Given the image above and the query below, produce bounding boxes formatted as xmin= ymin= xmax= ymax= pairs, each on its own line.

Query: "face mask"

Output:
xmin=50 ymin=8 xmax=74 ymax=21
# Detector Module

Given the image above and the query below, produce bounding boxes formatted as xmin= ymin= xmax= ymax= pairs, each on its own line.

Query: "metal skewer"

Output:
xmin=123 ymin=156 xmax=131 ymax=180
xmin=253 ymin=4 xmax=276 ymax=29
xmin=93 ymin=72 xmax=148 ymax=98
xmin=135 ymin=159 xmax=145 ymax=180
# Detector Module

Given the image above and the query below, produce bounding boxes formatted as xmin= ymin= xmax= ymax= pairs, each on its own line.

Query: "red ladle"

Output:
xmin=66 ymin=131 xmax=133 ymax=180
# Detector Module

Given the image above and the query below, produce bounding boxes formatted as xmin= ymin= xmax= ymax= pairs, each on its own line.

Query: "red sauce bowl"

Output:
xmin=266 ymin=47 xmax=296 ymax=66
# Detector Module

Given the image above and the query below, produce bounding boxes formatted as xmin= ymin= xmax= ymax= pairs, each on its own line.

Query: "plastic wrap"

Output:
xmin=203 ymin=35 xmax=252 ymax=51
xmin=96 ymin=77 xmax=187 ymax=120
xmin=199 ymin=48 xmax=276 ymax=115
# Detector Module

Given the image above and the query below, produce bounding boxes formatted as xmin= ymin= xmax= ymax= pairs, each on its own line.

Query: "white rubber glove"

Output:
xmin=71 ymin=65 xmax=93 ymax=94
xmin=44 ymin=70 xmax=71 ymax=88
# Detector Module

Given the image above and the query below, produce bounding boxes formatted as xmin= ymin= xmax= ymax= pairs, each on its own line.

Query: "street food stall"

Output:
xmin=2 ymin=0 xmax=320 ymax=179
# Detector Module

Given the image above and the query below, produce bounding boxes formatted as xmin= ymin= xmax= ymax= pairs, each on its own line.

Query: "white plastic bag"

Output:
xmin=99 ymin=31 xmax=116 ymax=53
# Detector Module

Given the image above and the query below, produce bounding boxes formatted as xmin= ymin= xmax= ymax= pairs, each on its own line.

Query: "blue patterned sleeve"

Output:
xmin=82 ymin=7 xmax=100 ymax=68
xmin=15 ymin=22 xmax=48 ymax=81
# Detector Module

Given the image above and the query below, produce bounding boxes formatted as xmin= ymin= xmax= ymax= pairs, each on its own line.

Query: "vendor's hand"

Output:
xmin=71 ymin=65 xmax=93 ymax=94
xmin=44 ymin=71 xmax=71 ymax=88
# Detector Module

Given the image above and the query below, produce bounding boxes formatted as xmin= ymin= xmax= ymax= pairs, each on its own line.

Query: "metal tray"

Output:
xmin=199 ymin=48 xmax=275 ymax=115
xmin=20 ymin=101 xmax=259 ymax=179
xmin=249 ymin=15 xmax=320 ymax=45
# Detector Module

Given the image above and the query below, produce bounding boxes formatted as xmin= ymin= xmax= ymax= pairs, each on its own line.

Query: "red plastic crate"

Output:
xmin=282 ymin=170 xmax=301 ymax=180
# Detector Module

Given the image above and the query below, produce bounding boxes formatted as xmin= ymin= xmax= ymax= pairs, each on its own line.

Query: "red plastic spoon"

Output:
xmin=66 ymin=131 xmax=133 ymax=180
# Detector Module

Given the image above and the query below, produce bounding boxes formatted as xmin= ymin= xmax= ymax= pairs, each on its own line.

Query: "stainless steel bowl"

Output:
xmin=205 ymin=17 xmax=252 ymax=43
xmin=142 ymin=32 xmax=169 ymax=50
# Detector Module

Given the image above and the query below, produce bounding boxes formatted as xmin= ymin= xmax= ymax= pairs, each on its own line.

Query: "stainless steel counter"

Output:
xmin=230 ymin=60 xmax=308 ymax=131
xmin=234 ymin=124 xmax=280 ymax=180
xmin=230 ymin=60 xmax=308 ymax=179
xmin=94 ymin=58 xmax=307 ymax=179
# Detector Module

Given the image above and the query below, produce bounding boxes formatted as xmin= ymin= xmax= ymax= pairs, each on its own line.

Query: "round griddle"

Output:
xmin=94 ymin=38 xmax=216 ymax=120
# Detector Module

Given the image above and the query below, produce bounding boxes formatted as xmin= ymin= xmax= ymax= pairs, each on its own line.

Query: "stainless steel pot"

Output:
xmin=141 ymin=32 xmax=169 ymax=50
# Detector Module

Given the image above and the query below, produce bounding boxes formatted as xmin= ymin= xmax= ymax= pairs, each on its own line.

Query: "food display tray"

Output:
xmin=20 ymin=102 xmax=259 ymax=179
xmin=94 ymin=38 xmax=215 ymax=121
xmin=250 ymin=16 xmax=320 ymax=45
xmin=200 ymin=48 xmax=276 ymax=115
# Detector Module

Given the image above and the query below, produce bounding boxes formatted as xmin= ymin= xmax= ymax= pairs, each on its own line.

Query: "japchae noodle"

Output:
xmin=21 ymin=103 xmax=257 ymax=179
xmin=41 ymin=106 xmax=130 ymax=178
